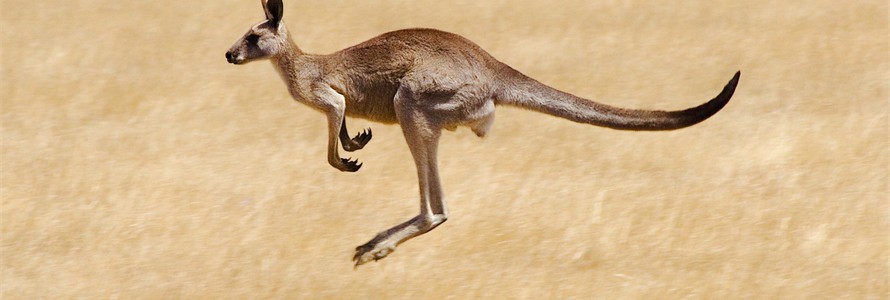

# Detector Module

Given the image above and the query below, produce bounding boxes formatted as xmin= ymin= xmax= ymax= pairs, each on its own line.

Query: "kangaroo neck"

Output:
xmin=271 ymin=38 xmax=324 ymax=100
xmin=272 ymin=36 xmax=305 ymax=71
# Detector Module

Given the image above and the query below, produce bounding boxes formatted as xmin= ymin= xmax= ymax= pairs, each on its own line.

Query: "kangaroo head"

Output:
xmin=226 ymin=0 xmax=288 ymax=65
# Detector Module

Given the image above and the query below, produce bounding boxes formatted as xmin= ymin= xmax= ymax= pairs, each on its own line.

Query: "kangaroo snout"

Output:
xmin=225 ymin=51 xmax=238 ymax=64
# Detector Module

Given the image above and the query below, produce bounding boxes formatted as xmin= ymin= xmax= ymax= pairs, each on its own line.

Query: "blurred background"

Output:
xmin=1 ymin=0 xmax=887 ymax=298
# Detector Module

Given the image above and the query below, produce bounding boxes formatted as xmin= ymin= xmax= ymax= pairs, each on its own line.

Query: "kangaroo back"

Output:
xmin=497 ymin=70 xmax=740 ymax=131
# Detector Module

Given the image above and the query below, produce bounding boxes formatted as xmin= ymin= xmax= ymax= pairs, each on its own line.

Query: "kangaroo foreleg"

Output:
xmin=339 ymin=119 xmax=372 ymax=152
xmin=313 ymin=84 xmax=363 ymax=172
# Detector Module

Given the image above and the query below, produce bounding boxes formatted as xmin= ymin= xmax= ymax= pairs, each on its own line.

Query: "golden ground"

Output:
xmin=1 ymin=0 xmax=887 ymax=298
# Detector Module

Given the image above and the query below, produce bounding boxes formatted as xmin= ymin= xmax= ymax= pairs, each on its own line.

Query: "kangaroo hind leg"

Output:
xmin=353 ymin=87 xmax=448 ymax=267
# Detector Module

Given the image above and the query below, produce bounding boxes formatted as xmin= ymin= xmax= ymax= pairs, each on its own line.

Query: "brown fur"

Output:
xmin=226 ymin=0 xmax=740 ymax=267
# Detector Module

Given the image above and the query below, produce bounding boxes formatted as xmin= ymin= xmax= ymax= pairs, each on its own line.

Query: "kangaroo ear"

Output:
xmin=263 ymin=0 xmax=284 ymax=25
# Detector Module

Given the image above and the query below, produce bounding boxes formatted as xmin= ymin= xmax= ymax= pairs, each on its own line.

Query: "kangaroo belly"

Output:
xmin=343 ymin=83 xmax=400 ymax=124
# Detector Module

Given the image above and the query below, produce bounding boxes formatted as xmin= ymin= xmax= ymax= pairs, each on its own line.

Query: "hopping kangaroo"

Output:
xmin=226 ymin=0 xmax=740 ymax=267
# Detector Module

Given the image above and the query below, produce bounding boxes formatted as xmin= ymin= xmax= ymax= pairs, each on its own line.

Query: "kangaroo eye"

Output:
xmin=246 ymin=34 xmax=260 ymax=44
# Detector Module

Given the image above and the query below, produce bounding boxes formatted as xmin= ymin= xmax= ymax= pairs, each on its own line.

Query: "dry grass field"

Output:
xmin=2 ymin=0 xmax=887 ymax=298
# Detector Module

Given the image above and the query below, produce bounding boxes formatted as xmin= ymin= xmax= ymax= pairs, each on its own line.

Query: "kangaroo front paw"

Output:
xmin=353 ymin=240 xmax=395 ymax=267
xmin=335 ymin=157 xmax=363 ymax=172
xmin=343 ymin=128 xmax=372 ymax=152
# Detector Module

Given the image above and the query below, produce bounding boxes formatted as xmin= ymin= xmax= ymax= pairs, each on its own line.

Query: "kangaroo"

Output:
xmin=226 ymin=0 xmax=740 ymax=267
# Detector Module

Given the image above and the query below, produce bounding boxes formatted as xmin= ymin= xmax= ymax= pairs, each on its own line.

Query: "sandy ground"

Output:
xmin=1 ymin=0 xmax=887 ymax=298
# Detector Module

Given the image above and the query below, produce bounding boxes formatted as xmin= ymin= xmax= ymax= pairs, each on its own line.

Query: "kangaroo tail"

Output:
xmin=497 ymin=71 xmax=740 ymax=131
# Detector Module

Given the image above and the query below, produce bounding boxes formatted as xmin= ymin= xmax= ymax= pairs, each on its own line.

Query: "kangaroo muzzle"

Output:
xmin=225 ymin=51 xmax=238 ymax=64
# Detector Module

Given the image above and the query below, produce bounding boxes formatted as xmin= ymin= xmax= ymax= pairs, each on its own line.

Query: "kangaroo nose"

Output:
xmin=225 ymin=51 xmax=235 ymax=63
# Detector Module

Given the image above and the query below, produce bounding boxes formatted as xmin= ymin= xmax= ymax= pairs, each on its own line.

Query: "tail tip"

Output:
xmin=720 ymin=70 xmax=741 ymax=100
